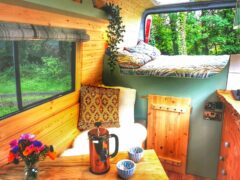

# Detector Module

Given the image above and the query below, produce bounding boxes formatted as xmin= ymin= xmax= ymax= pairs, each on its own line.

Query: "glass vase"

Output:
xmin=24 ymin=163 xmax=39 ymax=180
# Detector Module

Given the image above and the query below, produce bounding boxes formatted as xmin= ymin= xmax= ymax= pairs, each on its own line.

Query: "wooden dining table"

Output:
xmin=0 ymin=149 xmax=169 ymax=179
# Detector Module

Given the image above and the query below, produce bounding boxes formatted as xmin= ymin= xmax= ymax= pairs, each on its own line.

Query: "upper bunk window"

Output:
xmin=145 ymin=1 xmax=240 ymax=55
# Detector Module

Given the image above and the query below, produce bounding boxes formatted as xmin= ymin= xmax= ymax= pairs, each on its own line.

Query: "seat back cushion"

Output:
xmin=118 ymin=87 xmax=136 ymax=126
xmin=78 ymin=85 xmax=120 ymax=131
xmin=98 ymin=85 xmax=136 ymax=126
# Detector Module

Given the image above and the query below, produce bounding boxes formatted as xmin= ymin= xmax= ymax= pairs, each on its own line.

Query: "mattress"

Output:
xmin=119 ymin=55 xmax=230 ymax=79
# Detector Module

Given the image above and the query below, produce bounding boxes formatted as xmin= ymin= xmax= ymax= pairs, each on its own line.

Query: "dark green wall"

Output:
xmin=103 ymin=59 xmax=229 ymax=179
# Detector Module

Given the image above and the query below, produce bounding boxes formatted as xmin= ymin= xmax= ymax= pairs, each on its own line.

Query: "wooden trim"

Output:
xmin=151 ymin=104 xmax=187 ymax=113
xmin=0 ymin=3 xmax=108 ymax=30
xmin=75 ymin=42 xmax=82 ymax=91
xmin=158 ymin=156 xmax=182 ymax=166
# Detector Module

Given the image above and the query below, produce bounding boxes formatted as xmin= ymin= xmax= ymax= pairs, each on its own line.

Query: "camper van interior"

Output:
xmin=0 ymin=0 xmax=239 ymax=179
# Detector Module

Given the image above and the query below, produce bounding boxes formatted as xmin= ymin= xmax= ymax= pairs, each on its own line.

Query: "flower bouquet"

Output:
xmin=8 ymin=133 xmax=56 ymax=180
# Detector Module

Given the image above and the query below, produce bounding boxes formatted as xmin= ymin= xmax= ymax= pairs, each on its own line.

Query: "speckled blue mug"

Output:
xmin=116 ymin=159 xmax=136 ymax=179
xmin=128 ymin=147 xmax=144 ymax=163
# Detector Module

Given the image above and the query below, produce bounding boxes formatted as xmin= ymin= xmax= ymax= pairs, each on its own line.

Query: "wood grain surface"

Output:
xmin=147 ymin=95 xmax=191 ymax=174
xmin=0 ymin=150 xmax=169 ymax=180
xmin=217 ymin=90 xmax=240 ymax=180
xmin=0 ymin=0 xmax=152 ymax=167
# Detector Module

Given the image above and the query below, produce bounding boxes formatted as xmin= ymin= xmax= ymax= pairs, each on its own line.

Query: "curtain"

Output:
xmin=0 ymin=22 xmax=89 ymax=41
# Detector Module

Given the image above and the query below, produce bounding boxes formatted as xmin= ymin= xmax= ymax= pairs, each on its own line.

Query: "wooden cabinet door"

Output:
xmin=217 ymin=104 xmax=240 ymax=180
xmin=147 ymin=95 xmax=191 ymax=174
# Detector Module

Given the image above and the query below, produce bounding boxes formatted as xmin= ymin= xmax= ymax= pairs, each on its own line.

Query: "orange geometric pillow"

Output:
xmin=78 ymin=85 xmax=120 ymax=131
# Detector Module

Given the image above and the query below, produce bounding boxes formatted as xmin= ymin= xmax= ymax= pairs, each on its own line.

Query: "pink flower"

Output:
xmin=9 ymin=139 xmax=18 ymax=148
xmin=20 ymin=133 xmax=35 ymax=141
xmin=35 ymin=145 xmax=45 ymax=153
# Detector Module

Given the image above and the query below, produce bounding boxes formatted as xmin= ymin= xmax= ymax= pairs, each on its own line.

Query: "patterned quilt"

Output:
xmin=119 ymin=55 xmax=230 ymax=79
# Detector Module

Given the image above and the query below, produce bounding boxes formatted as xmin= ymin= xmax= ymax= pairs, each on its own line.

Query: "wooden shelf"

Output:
xmin=217 ymin=90 xmax=240 ymax=130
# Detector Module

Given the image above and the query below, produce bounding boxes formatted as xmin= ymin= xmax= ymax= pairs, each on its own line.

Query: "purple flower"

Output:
xmin=9 ymin=139 xmax=18 ymax=148
xmin=20 ymin=133 xmax=35 ymax=141
xmin=11 ymin=146 xmax=19 ymax=154
xmin=33 ymin=140 xmax=42 ymax=147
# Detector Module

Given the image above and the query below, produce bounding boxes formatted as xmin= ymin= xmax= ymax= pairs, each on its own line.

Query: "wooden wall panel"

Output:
xmin=108 ymin=0 xmax=152 ymax=47
xmin=0 ymin=104 xmax=80 ymax=165
xmin=147 ymin=95 xmax=191 ymax=174
xmin=0 ymin=2 xmax=101 ymax=166
xmin=0 ymin=0 xmax=152 ymax=166
xmin=217 ymin=91 xmax=240 ymax=180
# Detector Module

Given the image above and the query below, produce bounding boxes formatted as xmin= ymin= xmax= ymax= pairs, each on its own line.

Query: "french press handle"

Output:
xmin=109 ymin=134 xmax=119 ymax=158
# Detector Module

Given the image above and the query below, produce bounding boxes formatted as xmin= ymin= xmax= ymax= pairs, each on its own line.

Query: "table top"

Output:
xmin=0 ymin=149 xmax=168 ymax=180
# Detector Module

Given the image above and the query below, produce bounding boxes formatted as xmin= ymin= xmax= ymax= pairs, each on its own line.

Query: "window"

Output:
xmin=0 ymin=40 xmax=75 ymax=119
xmin=145 ymin=1 xmax=240 ymax=55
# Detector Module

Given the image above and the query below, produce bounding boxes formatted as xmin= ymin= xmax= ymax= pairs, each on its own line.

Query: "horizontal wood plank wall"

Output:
xmin=0 ymin=0 xmax=153 ymax=166
xmin=0 ymin=2 xmax=108 ymax=167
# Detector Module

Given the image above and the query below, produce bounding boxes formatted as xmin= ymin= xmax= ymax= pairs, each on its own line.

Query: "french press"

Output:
xmin=88 ymin=122 xmax=119 ymax=174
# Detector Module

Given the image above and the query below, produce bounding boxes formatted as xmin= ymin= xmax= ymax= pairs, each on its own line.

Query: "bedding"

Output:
xmin=117 ymin=50 xmax=152 ymax=69
xmin=124 ymin=40 xmax=161 ymax=60
xmin=119 ymin=55 xmax=230 ymax=79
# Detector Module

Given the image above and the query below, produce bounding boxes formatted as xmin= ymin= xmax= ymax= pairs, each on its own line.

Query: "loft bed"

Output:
xmin=117 ymin=41 xmax=230 ymax=79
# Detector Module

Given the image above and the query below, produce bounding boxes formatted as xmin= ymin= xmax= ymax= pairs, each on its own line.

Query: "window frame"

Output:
xmin=0 ymin=41 xmax=76 ymax=120
xmin=140 ymin=0 xmax=236 ymax=42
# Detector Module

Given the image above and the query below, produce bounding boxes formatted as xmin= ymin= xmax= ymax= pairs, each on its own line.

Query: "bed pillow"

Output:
xmin=125 ymin=40 xmax=161 ymax=60
xmin=117 ymin=50 xmax=152 ymax=69
xmin=78 ymin=85 xmax=120 ymax=131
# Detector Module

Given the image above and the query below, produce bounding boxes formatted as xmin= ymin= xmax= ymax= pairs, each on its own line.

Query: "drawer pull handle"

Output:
xmin=224 ymin=142 xmax=230 ymax=148
xmin=219 ymin=156 xmax=224 ymax=161
xmin=221 ymin=169 xmax=227 ymax=176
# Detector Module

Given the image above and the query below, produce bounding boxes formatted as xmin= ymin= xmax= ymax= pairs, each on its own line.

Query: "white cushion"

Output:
xmin=61 ymin=123 xmax=147 ymax=157
xmin=118 ymin=87 xmax=136 ymax=126
xmin=60 ymin=85 xmax=142 ymax=157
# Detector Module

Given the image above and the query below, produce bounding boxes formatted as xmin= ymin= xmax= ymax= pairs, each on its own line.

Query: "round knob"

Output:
xmin=224 ymin=142 xmax=230 ymax=148
xmin=221 ymin=169 xmax=227 ymax=176
xmin=219 ymin=156 xmax=224 ymax=161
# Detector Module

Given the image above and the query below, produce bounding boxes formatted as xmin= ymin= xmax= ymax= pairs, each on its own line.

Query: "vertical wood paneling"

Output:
xmin=147 ymin=95 xmax=191 ymax=174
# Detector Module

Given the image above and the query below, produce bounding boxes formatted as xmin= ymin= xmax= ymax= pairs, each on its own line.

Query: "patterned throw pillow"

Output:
xmin=125 ymin=40 xmax=161 ymax=60
xmin=117 ymin=50 xmax=152 ymax=69
xmin=78 ymin=85 xmax=120 ymax=131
